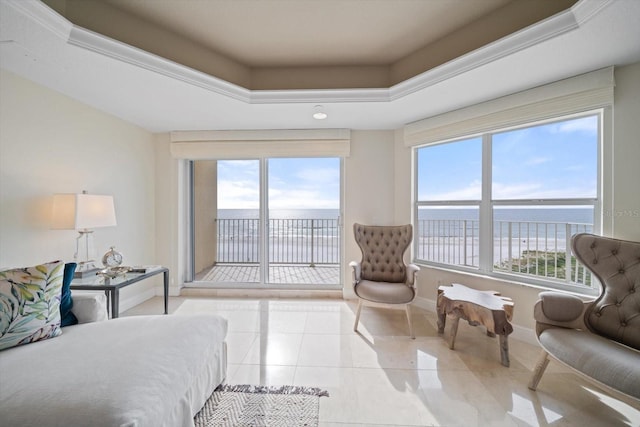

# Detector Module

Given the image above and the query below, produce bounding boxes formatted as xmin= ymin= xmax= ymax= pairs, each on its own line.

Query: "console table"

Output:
xmin=70 ymin=267 xmax=169 ymax=319
xmin=437 ymin=283 xmax=514 ymax=367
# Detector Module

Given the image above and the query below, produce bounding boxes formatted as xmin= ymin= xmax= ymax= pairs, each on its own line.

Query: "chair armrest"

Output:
xmin=349 ymin=261 xmax=361 ymax=284
xmin=71 ymin=292 xmax=108 ymax=323
xmin=405 ymin=264 xmax=419 ymax=287
xmin=533 ymin=291 xmax=592 ymax=331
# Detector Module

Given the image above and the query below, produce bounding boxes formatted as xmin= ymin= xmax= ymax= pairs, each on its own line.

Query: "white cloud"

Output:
xmin=425 ymin=180 xmax=481 ymax=200
xmin=493 ymin=181 xmax=596 ymax=199
xmin=269 ymin=188 xmax=338 ymax=209
xmin=525 ymin=156 xmax=550 ymax=166
xmin=551 ymin=116 xmax=598 ymax=134
xmin=295 ymin=167 xmax=339 ymax=185
xmin=217 ymin=180 xmax=259 ymax=209
xmin=492 ymin=182 xmax=542 ymax=199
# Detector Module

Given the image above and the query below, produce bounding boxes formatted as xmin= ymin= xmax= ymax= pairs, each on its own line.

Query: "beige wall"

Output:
xmin=343 ymin=130 xmax=397 ymax=297
xmin=612 ymin=62 xmax=640 ymax=241
xmin=194 ymin=161 xmax=218 ymax=273
xmin=0 ymin=69 xmax=158 ymax=313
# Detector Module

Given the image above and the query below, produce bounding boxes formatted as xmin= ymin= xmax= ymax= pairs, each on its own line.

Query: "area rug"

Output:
xmin=194 ymin=384 xmax=329 ymax=427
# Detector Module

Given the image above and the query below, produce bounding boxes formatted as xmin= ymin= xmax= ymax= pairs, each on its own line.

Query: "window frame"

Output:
xmin=413 ymin=110 xmax=603 ymax=295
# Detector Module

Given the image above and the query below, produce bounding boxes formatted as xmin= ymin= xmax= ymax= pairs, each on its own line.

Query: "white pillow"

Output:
xmin=71 ymin=292 xmax=108 ymax=323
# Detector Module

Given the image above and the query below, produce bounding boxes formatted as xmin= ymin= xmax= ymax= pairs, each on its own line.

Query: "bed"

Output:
xmin=0 ymin=313 xmax=227 ymax=427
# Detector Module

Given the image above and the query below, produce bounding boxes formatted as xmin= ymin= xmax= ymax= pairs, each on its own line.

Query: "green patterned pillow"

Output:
xmin=0 ymin=260 xmax=64 ymax=351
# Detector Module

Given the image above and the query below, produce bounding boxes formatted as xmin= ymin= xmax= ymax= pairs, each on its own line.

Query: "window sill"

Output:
xmin=414 ymin=261 xmax=600 ymax=298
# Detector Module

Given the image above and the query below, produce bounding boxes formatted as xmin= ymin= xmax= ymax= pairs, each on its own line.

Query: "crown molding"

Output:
xmin=68 ymin=26 xmax=251 ymax=103
xmin=3 ymin=0 xmax=72 ymax=41
xmin=572 ymin=0 xmax=614 ymax=25
xmin=3 ymin=0 xmax=611 ymax=107
xmin=390 ymin=6 xmax=583 ymax=101
xmin=249 ymin=88 xmax=390 ymax=104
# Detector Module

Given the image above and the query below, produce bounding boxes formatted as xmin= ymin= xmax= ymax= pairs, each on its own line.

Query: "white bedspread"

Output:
xmin=0 ymin=314 xmax=227 ymax=427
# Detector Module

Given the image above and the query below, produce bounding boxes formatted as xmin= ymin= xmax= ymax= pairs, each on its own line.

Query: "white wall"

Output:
xmin=0 ymin=69 xmax=158 ymax=313
xmin=612 ymin=62 xmax=640 ymax=241
xmin=342 ymin=130 xmax=396 ymax=297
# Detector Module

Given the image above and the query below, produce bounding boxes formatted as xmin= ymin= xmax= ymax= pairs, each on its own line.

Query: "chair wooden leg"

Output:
xmin=405 ymin=304 xmax=415 ymax=339
xmin=354 ymin=299 xmax=363 ymax=332
xmin=528 ymin=350 xmax=550 ymax=390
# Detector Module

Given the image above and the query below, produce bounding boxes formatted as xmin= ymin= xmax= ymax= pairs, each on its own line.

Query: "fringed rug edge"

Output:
xmin=215 ymin=383 xmax=330 ymax=397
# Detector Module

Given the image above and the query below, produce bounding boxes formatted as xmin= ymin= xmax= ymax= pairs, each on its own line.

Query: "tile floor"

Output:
xmin=122 ymin=297 xmax=640 ymax=427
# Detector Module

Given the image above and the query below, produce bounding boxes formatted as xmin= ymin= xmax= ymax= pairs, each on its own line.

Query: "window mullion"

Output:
xmin=479 ymin=133 xmax=493 ymax=272
xmin=260 ymin=158 xmax=268 ymax=285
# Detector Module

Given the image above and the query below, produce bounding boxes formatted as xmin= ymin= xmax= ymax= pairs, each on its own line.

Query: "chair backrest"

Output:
xmin=353 ymin=223 xmax=412 ymax=283
xmin=572 ymin=233 xmax=640 ymax=350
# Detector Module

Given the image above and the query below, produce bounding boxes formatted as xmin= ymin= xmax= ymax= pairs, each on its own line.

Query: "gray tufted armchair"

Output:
xmin=349 ymin=223 xmax=419 ymax=338
xmin=528 ymin=233 xmax=640 ymax=401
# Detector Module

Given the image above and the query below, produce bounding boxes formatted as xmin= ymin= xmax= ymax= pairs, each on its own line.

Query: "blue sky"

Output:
xmin=217 ymin=158 xmax=340 ymax=209
xmin=417 ymin=115 xmax=599 ymax=201
xmin=216 ymin=115 xmax=598 ymax=210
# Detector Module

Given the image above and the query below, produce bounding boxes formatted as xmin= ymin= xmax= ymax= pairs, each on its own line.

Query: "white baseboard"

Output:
xmin=118 ymin=287 xmax=156 ymax=314
xmin=413 ymin=295 xmax=437 ymax=312
xmin=413 ymin=295 xmax=537 ymax=346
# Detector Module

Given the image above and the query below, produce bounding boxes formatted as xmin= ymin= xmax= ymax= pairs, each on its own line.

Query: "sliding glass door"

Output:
xmin=267 ymin=158 xmax=341 ymax=285
xmin=193 ymin=159 xmax=260 ymax=283
xmin=191 ymin=157 xmax=341 ymax=288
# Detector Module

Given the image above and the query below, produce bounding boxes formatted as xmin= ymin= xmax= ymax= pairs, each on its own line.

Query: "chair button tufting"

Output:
xmin=619 ymin=269 xmax=625 ymax=274
xmin=593 ymin=259 xmax=598 ymax=264
xmin=621 ymin=322 xmax=627 ymax=327
xmin=612 ymin=249 xmax=618 ymax=255
xmin=630 ymin=289 xmax=636 ymax=293
xmin=596 ymin=312 xmax=602 ymax=317
xmin=616 ymin=302 xmax=622 ymax=307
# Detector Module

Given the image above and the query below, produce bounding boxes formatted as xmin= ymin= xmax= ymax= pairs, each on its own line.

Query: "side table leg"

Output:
xmin=163 ymin=270 xmax=169 ymax=315
xmin=104 ymin=291 xmax=111 ymax=318
xmin=499 ymin=335 xmax=510 ymax=367
xmin=112 ymin=289 xmax=119 ymax=319
xmin=449 ymin=315 xmax=460 ymax=350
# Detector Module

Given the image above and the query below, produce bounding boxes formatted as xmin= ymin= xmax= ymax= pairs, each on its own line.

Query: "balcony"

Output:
xmin=416 ymin=218 xmax=594 ymax=289
xmin=195 ymin=218 xmax=341 ymax=285
xmin=196 ymin=216 xmax=594 ymax=289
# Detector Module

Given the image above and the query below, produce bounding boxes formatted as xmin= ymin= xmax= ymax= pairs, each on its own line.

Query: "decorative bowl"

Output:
xmin=98 ymin=266 xmax=131 ymax=279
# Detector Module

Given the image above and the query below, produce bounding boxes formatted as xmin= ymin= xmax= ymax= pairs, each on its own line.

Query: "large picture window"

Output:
xmin=414 ymin=112 xmax=600 ymax=292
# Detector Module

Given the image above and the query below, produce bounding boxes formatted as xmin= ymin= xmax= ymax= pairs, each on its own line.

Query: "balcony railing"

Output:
xmin=216 ymin=218 xmax=340 ymax=265
xmin=416 ymin=219 xmax=594 ymax=288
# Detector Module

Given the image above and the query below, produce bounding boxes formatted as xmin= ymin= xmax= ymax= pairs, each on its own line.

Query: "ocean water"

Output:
xmin=219 ymin=209 xmax=340 ymax=220
xmin=215 ymin=208 xmax=594 ymax=265
xmin=219 ymin=207 xmax=593 ymax=225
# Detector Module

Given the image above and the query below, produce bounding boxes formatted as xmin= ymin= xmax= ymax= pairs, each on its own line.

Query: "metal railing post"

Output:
xmin=565 ymin=223 xmax=572 ymax=284
xmin=310 ymin=219 xmax=315 ymax=267
xmin=463 ymin=220 xmax=467 ymax=266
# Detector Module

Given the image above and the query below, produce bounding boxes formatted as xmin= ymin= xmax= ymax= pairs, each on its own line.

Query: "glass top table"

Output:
xmin=70 ymin=267 xmax=169 ymax=318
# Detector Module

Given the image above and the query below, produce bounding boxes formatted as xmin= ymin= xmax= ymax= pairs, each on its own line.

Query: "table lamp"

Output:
xmin=51 ymin=191 xmax=117 ymax=278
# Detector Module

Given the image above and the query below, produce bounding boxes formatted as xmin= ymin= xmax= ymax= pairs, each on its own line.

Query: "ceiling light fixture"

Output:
xmin=312 ymin=105 xmax=328 ymax=120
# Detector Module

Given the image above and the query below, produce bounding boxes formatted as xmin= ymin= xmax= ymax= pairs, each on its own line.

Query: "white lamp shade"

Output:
xmin=52 ymin=193 xmax=117 ymax=230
